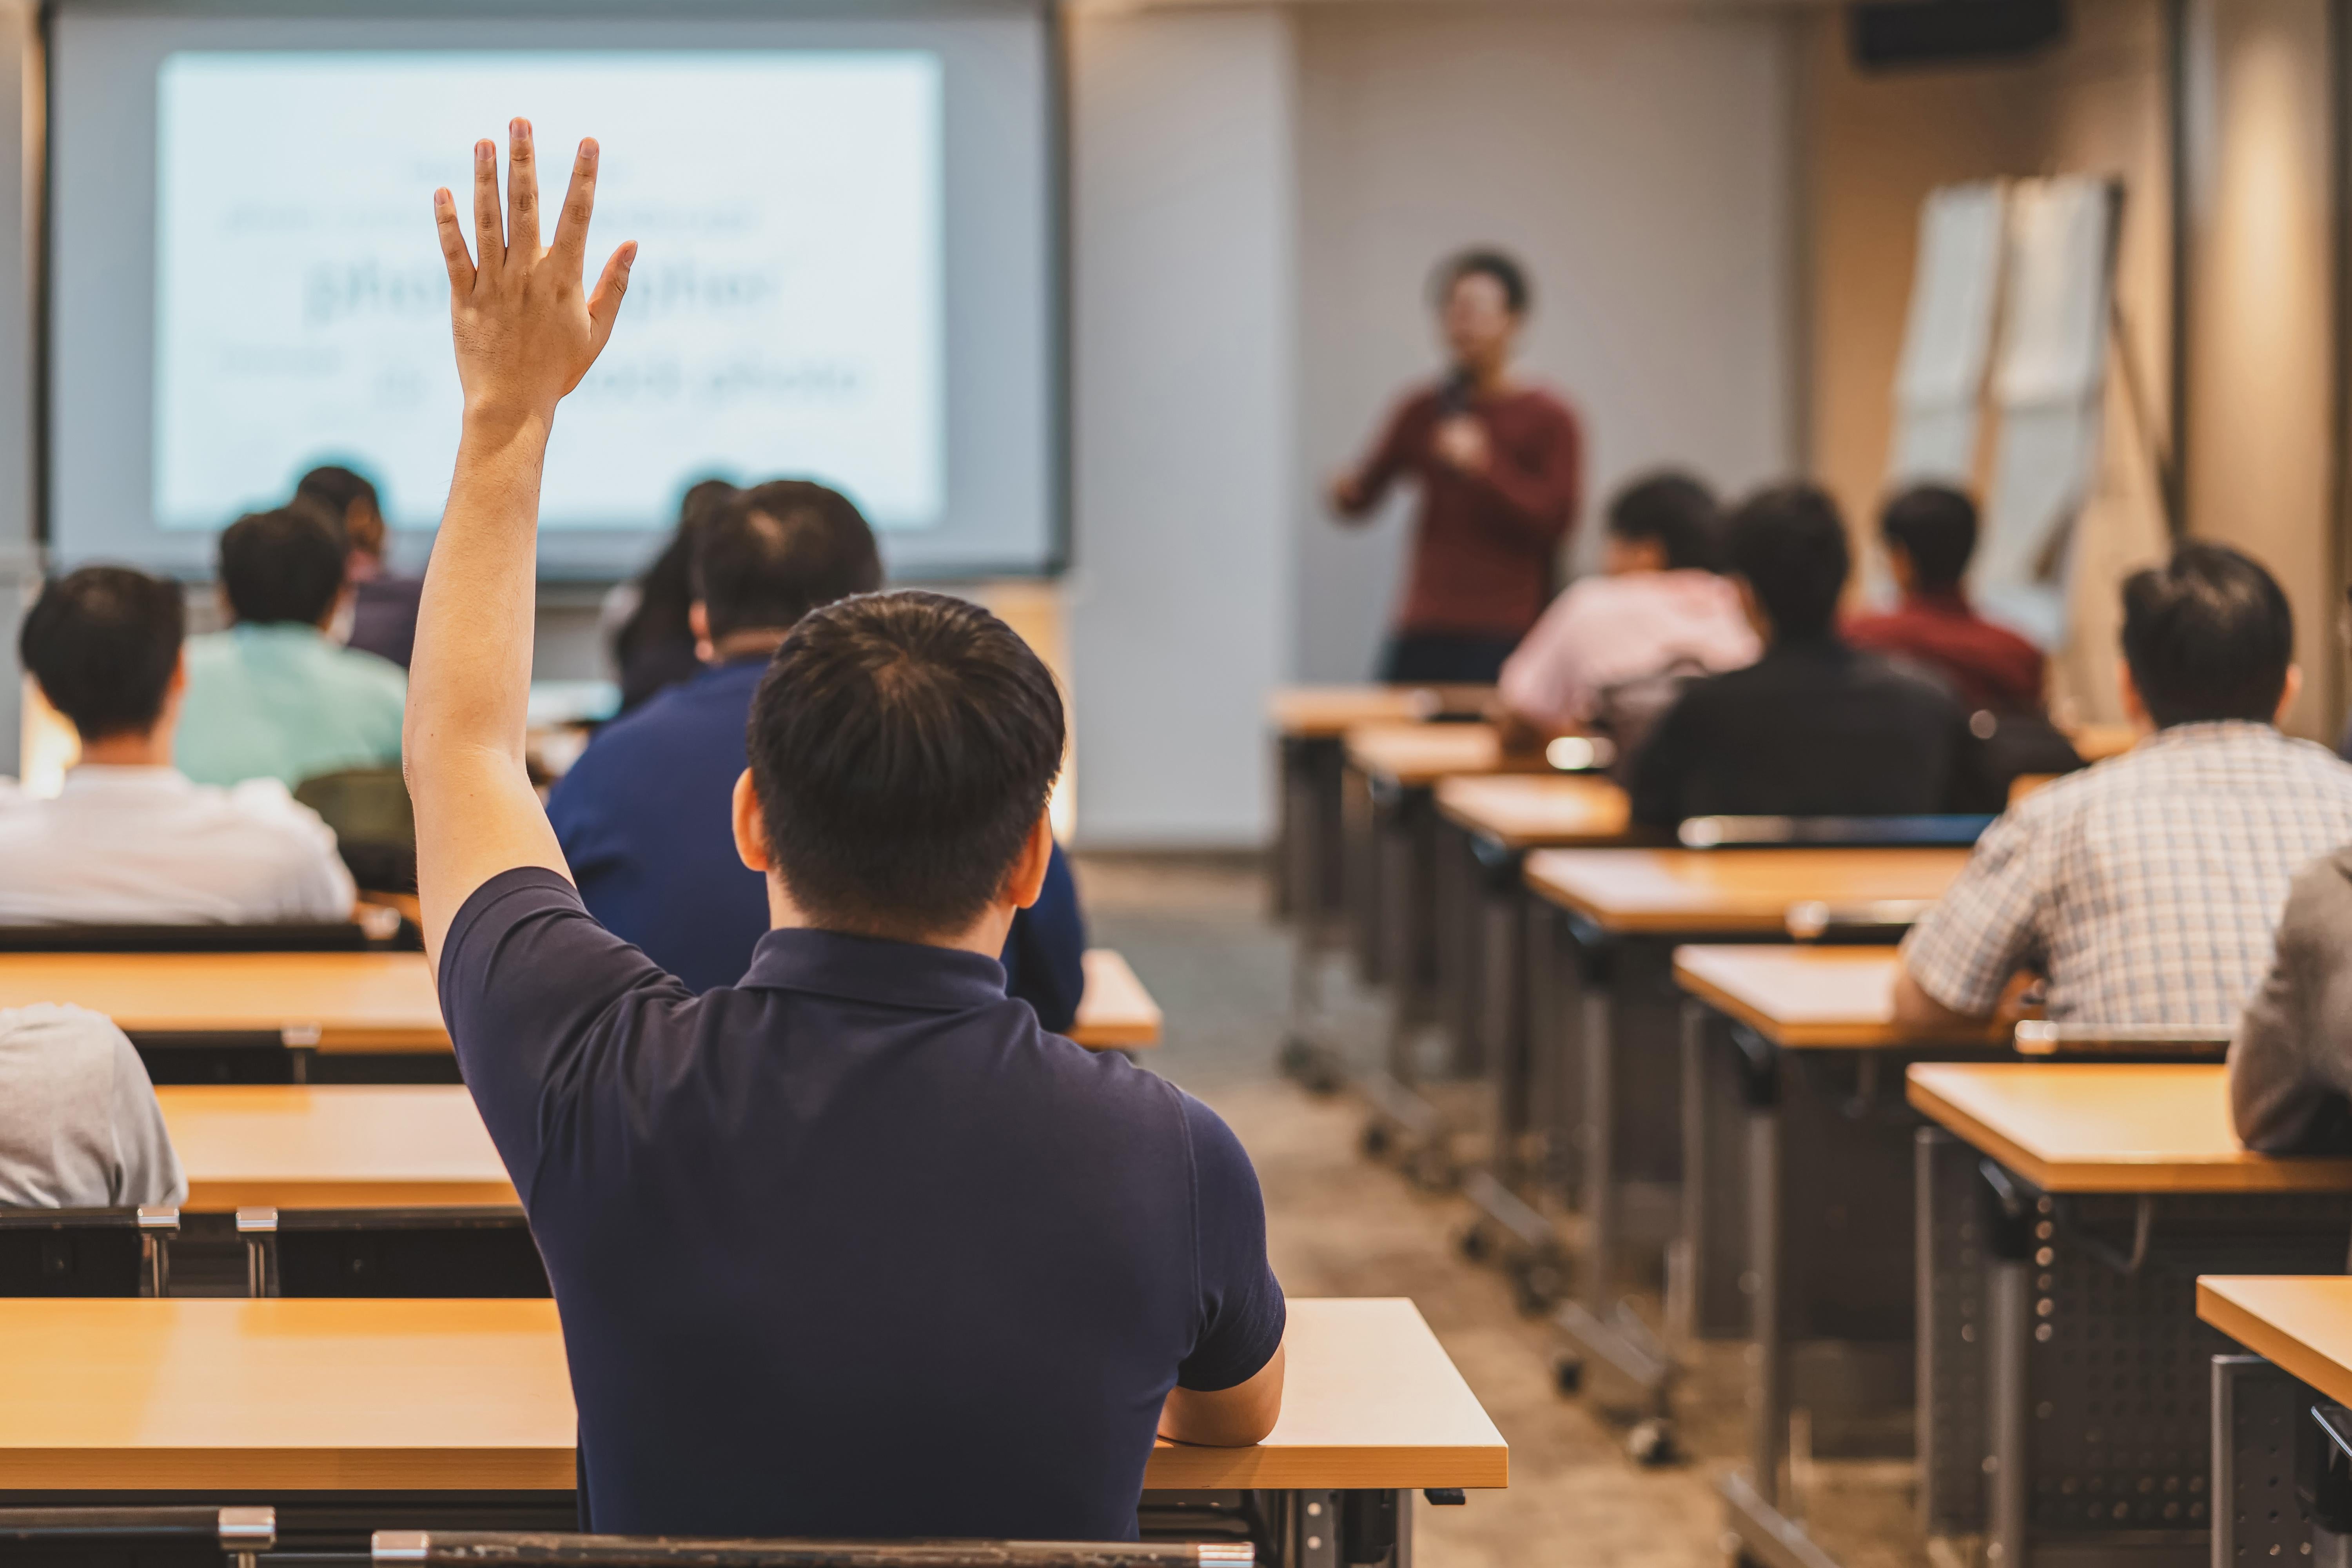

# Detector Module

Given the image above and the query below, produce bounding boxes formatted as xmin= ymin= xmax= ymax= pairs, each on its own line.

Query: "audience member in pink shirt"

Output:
xmin=1497 ymin=472 xmax=1760 ymax=733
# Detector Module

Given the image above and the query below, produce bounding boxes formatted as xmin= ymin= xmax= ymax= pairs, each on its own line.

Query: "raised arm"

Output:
xmin=406 ymin=122 xmax=635 ymax=963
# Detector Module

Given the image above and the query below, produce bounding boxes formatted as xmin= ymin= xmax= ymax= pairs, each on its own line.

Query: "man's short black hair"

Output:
xmin=2121 ymin=542 xmax=2294 ymax=728
xmin=693 ymin=480 xmax=884 ymax=642
xmin=1434 ymin=248 xmax=1531 ymax=316
xmin=19 ymin=566 xmax=185 ymax=742
xmin=219 ymin=506 xmax=348 ymax=627
xmin=1606 ymin=471 xmax=1722 ymax=573
xmin=1880 ymin=484 xmax=1978 ymax=594
xmin=1724 ymin=482 xmax=1851 ymax=641
xmin=748 ymin=590 xmax=1064 ymax=940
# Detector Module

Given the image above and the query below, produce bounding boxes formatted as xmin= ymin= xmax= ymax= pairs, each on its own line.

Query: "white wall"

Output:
xmin=1066 ymin=6 xmax=1298 ymax=847
xmin=1292 ymin=2 xmax=1798 ymax=681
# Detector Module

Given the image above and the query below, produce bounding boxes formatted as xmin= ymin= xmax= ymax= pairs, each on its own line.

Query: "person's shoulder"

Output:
xmin=326 ymin=642 xmax=408 ymax=697
xmin=181 ymin=630 xmax=238 ymax=673
xmin=214 ymin=777 xmax=339 ymax=848
xmin=1505 ymin=381 xmax=1580 ymax=420
xmin=0 ymin=1001 xmax=131 ymax=1065
xmin=1849 ymin=646 xmax=1967 ymax=711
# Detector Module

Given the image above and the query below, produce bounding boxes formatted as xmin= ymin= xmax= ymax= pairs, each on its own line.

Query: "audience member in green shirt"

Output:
xmin=175 ymin=506 xmax=408 ymax=789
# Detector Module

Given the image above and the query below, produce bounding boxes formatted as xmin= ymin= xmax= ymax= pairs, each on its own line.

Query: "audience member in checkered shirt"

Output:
xmin=1897 ymin=543 xmax=2352 ymax=1038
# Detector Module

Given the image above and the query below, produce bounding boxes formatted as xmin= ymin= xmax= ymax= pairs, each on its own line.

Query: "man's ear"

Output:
xmin=731 ymin=769 xmax=771 ymax=873
xmin=169 ymin=649 xmax=189 ymax=699
xmin=2116 ymin=657 xmax=2150 ymax=731
xmin=1735 ymin=577 xmax=1772 ymax=642
xmin=2277 ymin=664 xmax=2305 ymax=726
xmin=691 ymin=603 xmax=713 ymax=663
xmin=1005 ymin=810 xmax=1054 ymax=911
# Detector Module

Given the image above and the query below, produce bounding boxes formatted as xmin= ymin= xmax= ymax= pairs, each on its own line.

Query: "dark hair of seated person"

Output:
xmin=749 ymin=590 xmax=1063 ymax=941
xmin=614 ymin=477 xmax=736 ymax=708
xmin=2120 ymin=541 xmax=2294 ymax=729
xmin=1880 ymin=484 xmax=1977 ymax=594
xmin=294 ymin=464 xmax=384 ymax=559
xmin=1607 ymin=470 xmax=1722 ymax=573
xmin=19 ymin=565 xmax=186 ymax=742
xmin=1723 ymin=481 xmax=1850 ymax=642
xmin=692 ymin=480 xmax=884 ymax=642
xmin=218 ymin=505 xmax=348 ymax=627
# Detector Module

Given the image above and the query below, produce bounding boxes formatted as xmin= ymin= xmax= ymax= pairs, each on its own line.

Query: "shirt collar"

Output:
xmin=231 ymin=621 xmax=329 ymax=647
xmin=737 ymin=926 xmax=1009 ymax=1012
xmin=2140 ymin=719 xmax=2282 ymax=750
xmin=59 ymin=764 xmax=194 ymax=795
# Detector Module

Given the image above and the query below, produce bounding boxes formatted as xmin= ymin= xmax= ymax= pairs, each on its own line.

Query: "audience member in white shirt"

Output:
xmin=1497 ymin=471 xmax=1760 ymax=734
xmin=1 ymin=566 xmax=356 ymax=925
xmin=0 ymin=1004 xmax=184 ymax=1208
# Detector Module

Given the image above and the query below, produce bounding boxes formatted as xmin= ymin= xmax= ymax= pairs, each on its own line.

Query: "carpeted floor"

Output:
xmin=1075 ymin=853 xmax=1922 ymax=1568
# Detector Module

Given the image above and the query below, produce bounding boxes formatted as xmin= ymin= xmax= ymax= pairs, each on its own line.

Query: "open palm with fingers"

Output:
xmin=433 ymin=118 xmax=635 ymax=425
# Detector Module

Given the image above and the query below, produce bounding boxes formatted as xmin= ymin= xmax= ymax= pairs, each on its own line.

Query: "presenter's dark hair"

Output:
xmin=1435 ymin=249 xmax=1530 ymax=316
xmin=20 ymin=566 xmax=185 ymax=741
xmin=294 ymin=465 xmax=384 ymax=557
xmin=2120 ymin=542 xmax=2293 ymax=729
xmin=693 ymin=480 xmax=883 ymax=642
xmin=1880 ymin=485 xmax=1978 ymax=594
xmin=1724 ymin=483 xmax=1851 ymax=642
xmin=749 ymin=590 xmax=1064 ymax=939
xmin=218 ymin=506 xmax=349 ymax=628
xmin=1606 ymin=471 xmax=1722 ymax=573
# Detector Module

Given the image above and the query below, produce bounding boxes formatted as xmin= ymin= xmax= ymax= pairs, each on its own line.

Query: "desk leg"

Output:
xmin=2213 ymin=1354 xmax=2315 ymax=1567
xmin=1749 ymin=1089 xmax=1785 ymax=1512
xmin=1986 ymin=1249 xmax=2030 ymax=1568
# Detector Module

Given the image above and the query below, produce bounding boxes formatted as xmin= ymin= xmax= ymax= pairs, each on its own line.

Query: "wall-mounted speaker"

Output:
xmin=1848 ymin=0 xmax=2070 ymax=71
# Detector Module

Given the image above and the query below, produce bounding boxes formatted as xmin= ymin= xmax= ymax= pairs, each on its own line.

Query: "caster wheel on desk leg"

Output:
xmin=1456 ymin=1225 xmax=1492 ymax=1264
xmin=1512 ymin=1258 xmax=1564 ymax=1317
xmin=1277 ymin=1036 xmax=1313 ymax=1079
xmin=1407 ymin=1146 xmax=1456 ymax=1192
xmin=1626 ymin=1418 xmax=1679 ymax=1468
xmin=1360 ymin=1121 xmax=1393 ymax=1161
xmin=1553 ymin=1355 xmax=1584 ymax=1397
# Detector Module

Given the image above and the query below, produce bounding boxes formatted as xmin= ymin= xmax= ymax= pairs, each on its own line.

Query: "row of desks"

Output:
xmin=0 ymin=946 xmax=1165 ymax=1055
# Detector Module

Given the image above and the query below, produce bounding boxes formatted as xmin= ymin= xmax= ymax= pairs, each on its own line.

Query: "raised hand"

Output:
xmin=433 ymin=119 xmax=636 ymax=426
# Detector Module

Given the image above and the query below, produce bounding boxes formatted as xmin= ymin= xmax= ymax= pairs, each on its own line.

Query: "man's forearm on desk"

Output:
xmin=1892 ymin=967 xmax=1994 ymax=1031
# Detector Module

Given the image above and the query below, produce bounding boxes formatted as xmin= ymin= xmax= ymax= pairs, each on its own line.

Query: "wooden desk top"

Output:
xmin=1906 ymin=1063 xmax=2352 ymax=1193
xmin=1434 ymin=773 xmax=1633 ymax=851
xmin=0 ymin=1296 xmax=1505 ymax=1494
xmin=1673 ymin=946 xmax=1999 ymax=1050
xmin=156 ymin=1086 xmax=513 ymax=1211
xmin=0 ymin=952 xmax=448 ymax=1052
xmin=1525 ymin=848 xmax=1968 ymax=935
xmin=1269 ymin=685 xmax=1489 ymax=738
xmin=1344 ymin=721 xmax=1509 ymax=787
xmin=1071 ymin=949 xmax=1161 ymax=1049
xmin=2198 ymin=1276 xmax=2352 ymax=1408
xmin=11 ymin=949 xmax=1154 ymax=1055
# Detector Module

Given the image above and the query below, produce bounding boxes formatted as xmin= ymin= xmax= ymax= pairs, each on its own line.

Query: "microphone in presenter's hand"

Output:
xmin=1436 ymin=367 xmax=1476 ymax=418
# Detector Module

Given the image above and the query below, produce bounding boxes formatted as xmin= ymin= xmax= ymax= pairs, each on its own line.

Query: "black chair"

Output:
xmin=0 ymin=1506 xmax=270 ymax=1568
xmin=2012 ymin=1020 xmax=2232 ymax=1058
xmin=372 ymin=1535 xmax=1250 ymax=1568
xmin=1677 ymin=813 xmax=1996 ymax=849
xmin=238 ymin=1207 xmax=549 ymax=1298
xmin=0 ymin=1207 xmax=177 ymax=1296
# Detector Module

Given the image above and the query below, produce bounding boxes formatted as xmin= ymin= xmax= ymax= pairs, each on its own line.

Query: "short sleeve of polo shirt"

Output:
xmin=1901 ymin=805 xmax=2048 ymax=1017
xmin=1175 ymin=1094 xmax=1287 ymax=1392
xmin=438 ymin=866 xmax=691 ymax=1201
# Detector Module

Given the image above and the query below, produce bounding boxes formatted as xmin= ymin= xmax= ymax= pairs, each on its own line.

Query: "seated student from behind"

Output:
xmin=1495 ymin=470 xmax=1758 ymax=736
xmin=1844 ymin=484 xmax=2045 ymax=716
xmin=410 ymin=125 xmax=1282 ymax=1541
xmin=547 ymin=483 xmax=1091 ymax=1018
xmin=1627 ymin=481 xmax=1994 ymax=827
xmin=1 ymin=567 xmax=356 ymax=924
xmin=175 ymin=506 xmax=407 ymax=789
xmin=0 ymin=1005 xmax=184 ymax=1209
xmin=1899 ymin=543 xmax=2352 ymax=1035
xmin=296 ymin=464 xmax=422 ymax=670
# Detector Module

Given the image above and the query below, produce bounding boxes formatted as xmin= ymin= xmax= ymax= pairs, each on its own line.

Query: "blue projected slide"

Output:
xmin=152 ymin=51 xmax=945 ymax=533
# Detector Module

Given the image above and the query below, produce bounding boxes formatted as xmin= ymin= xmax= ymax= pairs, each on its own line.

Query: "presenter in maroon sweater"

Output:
xmin=1328 ymin=250 xmax=1584 ymax=683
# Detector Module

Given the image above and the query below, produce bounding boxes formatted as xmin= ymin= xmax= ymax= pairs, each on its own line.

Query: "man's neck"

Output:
xmin=75 ymin=729 xmax=172 ymax=769
xmin=712 ymin=628 xmax=791 ymax=663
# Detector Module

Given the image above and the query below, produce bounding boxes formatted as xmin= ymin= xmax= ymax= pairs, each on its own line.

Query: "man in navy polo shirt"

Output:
xmin=546 ymin=482 xmax=1089 ymax=1023
xmin=404 ymin=124 xmax=1285 ymax=1542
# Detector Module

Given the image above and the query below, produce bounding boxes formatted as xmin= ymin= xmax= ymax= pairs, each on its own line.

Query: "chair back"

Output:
xmin=0 ymin=1506 xmax=270 ymax=1568
xmin=295 ymin=768 xmax=418 ymax=895
xmin=1679 ymin=814 xmax=1994 ymax=850
xmin=239 ymin=1207 xmax=548 ymax=1298
xmin=374 ymin=1535 xmax=1249 ymax=1568
xmin=0 ymin=1207 xmax=177 ymax=1296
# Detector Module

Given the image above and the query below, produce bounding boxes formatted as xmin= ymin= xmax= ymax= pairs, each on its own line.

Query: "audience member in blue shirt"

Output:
xmin=406 ymin=131 xmax=1282 ymax=1542
xmin=548 ymin=480 xmax=1089 ymax=1026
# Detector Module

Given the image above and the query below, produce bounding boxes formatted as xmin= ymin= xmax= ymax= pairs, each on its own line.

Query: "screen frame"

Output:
xmin=34 ymin=0 xmax=1073 ymax=586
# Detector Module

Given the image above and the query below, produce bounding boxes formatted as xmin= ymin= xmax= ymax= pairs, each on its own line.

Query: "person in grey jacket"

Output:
xmin=0 ymin=1004 xmax=185 ymax=1208
xmin=2232 ymin=844 xmax=2352 ymax=1152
